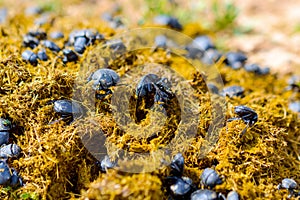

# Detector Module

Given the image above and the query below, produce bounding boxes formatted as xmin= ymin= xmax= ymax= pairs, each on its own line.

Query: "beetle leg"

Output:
xmin=227 ymin=117 xmax=241 ymax=122
xmin=239 ymin=121 xmax=250 ymax=137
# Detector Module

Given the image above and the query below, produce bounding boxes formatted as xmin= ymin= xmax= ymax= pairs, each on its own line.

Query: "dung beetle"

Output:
xmin=228 ymin=105 xmax=258 ymax=137
xmin=191 ymin=189 xmax=226 ymax=200
xmin=0 ymin=118 xmax=11 ymax=146
xmin=22 ymin=50 xmax=38 ymax=66
xmin=154 ymin=15 xmax=182 ymax=30
xmin=105 ymin=39 xmax=127 ymax=55
xmin=286 ymin=75 xmax=300 ymax=91
xmin=192 ymin=35 xmax=215 ymax=51
xmin=244 ymin=63 xmax=270 ymax=75
xmin=225 ymin=52 xmax=247 ymax=70
xmin=277 ymin=178 xmax=298 ymax=198
xmin=165 ymin=176 xmax=194 ymax=199
xmin=154 ymin=35 xmax=167 ymax=50
xmin=170 ymin=153 xmax=184 ymax=177
xmin=25 ymin=6 xmax=42 ymax=15
xmin=41 ymin=40 xmax=61 ymax=52
xmin=27 ymin=30 xmax=47 ymax=40
xmin=48 ymin=99 xmax=86 ymax=124
xmin=74 ymin=37 xmax=88 ymax=54
xmin=37 ymin=49 xmax=48 ymax=61
xmin=62 ymin=49 xmax=78 ymax=63
xmin=289 ymin=101 xmax=300 ymax=113
xmin=50 ymin=31 xmax=64 ymax=39
xmin=207 ymin=83 xmax=219 ymax=94
xmin=220 ymin=85 xmax=244 ymax=98
xmin=135 ymin=74 xmax=174 ymax=122
xmin=0 ymin=160 xmax=23 ymax=186
xmin=22 ymin=35 xmax=39 ymax=49
xmin=136 ymin=74 xmax=173 ymax=104
xmin=185 ymin=45 xmax=204 ymax=60
xmin=87 ymin=68 xmax=120 ymax=99
xmin=227 ymin=190 xmax=240 ymax=200
xmin=200 ymin=168 xmax=223 ymax=189
xmin=96 ymin=155 xmax=117 ymax=172
xmin=0 ymin=144 xmax=21 ymax=159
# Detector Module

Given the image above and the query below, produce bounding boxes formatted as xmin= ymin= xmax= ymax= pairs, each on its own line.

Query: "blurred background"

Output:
xmin=1 ymin=0 xmax=300 ymax=74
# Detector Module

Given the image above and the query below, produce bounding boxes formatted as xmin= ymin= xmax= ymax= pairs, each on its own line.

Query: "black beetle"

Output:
xmin=165 ymin=176 xmax=194 ymax=199
xmin=41 ymin=40 xmax=61 ymax=52
xmin=289 ymin=101 xmax=300 ymax=113
xmin=154 ymin=35 xmax=167 ymax=50
xmin=62 ymin=49 xmax=78 ymax=63
xmin=87 ymin=68 xmax=120 ymax=99
xmin=227 ymin=190 xmax=240 ymax=200
xmin=74 ymin=37 xmax=88 ymax=54
xmin=190 ymin=189 xmax=226 ymax=200
xmin=23 ymin=35 xmax=39 ymax=49
xmin=200 ymin=168 xmax=223 ymax=189
xmin=207 ymin=83 xmax=219 ymax=94
xmin=96 ymin=155 xmax=117 ymax=172
xmin=225 ymin=52 xmax=247 ymax=70
xmin=0 ymin=118 xmax=11 ymax=146
xmin=27 ymin=30 xmax=47 ymax=40
xmin=37 ymin=49 xmax=48 ymax=61
xmin=135 ymin=74 xmax=174 ymax=122
xmin=22 ymin=50 xmax=38 ymax=66
xmin=154 ymin=15 xmax=182 ymax=30
xmin=286 ymin=75 xmax=300 ymax=91
xmin=220 ymin=85 xmax=244 ymax=98
xmin=50 ymin=31 xmax=64 ymax=39
xmin=244 ymin=63 xmax=270 ymax=75
xmin=48 ymin=99 xmax=85 ymax=124
xmin=277 ymin=178 xmax=298 ymax=198
xmin=192 ymin=35 xmax=215 ymax=51
xmin=0 ymin=160 xmax=23 ymax=186
xmin=228 ymin=105 xmax=258 ymax=137
xmin=105 ymin=39 xmax=127 ymax=55
xmin=170 ymin=153 xmax=184 ymax=177
xmin=0 ymin=144 xmax=21 ymax=159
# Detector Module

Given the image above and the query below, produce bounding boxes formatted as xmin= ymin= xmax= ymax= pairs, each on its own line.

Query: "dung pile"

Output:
xmin=0 ymin=1 xmax=299 ymax=200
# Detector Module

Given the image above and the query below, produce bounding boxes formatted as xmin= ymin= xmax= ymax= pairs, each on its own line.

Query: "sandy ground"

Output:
xmin=229 ymin=0 xmax=300 ymax=74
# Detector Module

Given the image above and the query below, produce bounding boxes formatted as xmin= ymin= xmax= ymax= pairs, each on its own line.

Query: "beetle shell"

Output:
xmin=0 ymin=118 xmax=11 ymax=146
xmin=227 ymin=190 xmax=240 ymax=200
xmin=220 ymin=85 xmax=244 ymax=98
xmin=279 ymin=178 xmax=297 ymax=190
xmin=50 ymin=31 xmax=64 ymax=39
xmin=53 ymin=100 xmax=84 ymax=118
xmin=136 ymin=74 xmax=160 ymax=98
xmin=166 ymin=176 xmax=193 ymax=198
xmin=192 ymin=35 xmax=215 ymax=51
xmin=42 ymin=40 xmax=61 ymax=52
xmin=170 ymin=153 xmax=184 ymax=176
xmin=27 ymin=30 xmax=47 ymax=40
xmin=37 ymin=49 xmax=48 ymax=61
xmin=99 ymin=155 xmax=116 ymax=172
xmin=234 ymin=105 xmax=258 ymax=126
xmin=225 ymin=52 xmax=247 ymax=70
xmin=200 ymin=168 xmax=223 ymax=188
xmin=207 ymin=83 xmax=219 ymax=94
xmin=105 ymin=39 xmax=127 ymax=54
xmin=74 ymin=37 xmax=88 ymax=54
xmin=191 ymin=189 xmax=218 ymax=200
xmin=89 ymin=69 xmax=120 ymax=91
xmin=23 ymin=35 xmax=39 ymax=49
xmin=63 ymin=49 xmax=78 ymax=63
xmin=154 ymin=15 xmax=182 ymax=30
xmin=0 ymin=161 xmax=12 ymax=185
xmin=22 ymin=50 xmax=38 ymax=66
xmin=154 ymin=35 xmax=167 ymax=49
xmin=0 ymin=144 xmax=21 ymax=158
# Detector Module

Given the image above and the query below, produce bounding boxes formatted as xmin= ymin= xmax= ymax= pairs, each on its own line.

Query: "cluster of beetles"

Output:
xmin=0 ymin=4 xmax=294 ymax=198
